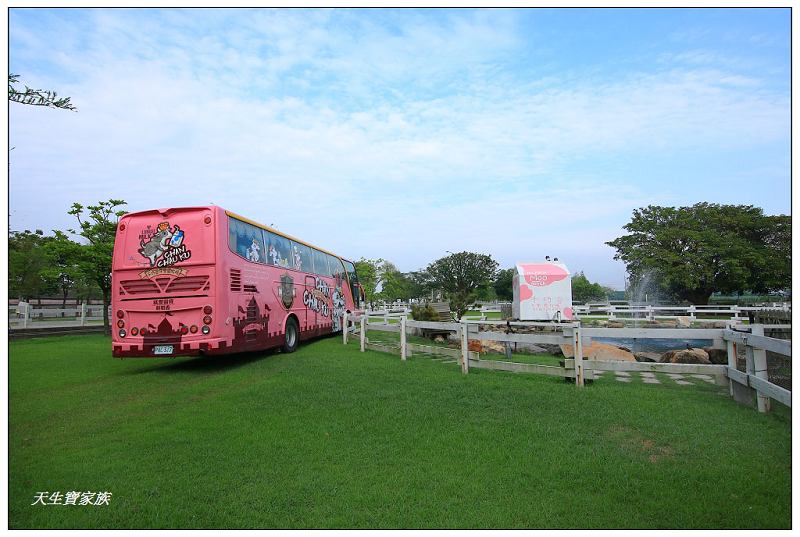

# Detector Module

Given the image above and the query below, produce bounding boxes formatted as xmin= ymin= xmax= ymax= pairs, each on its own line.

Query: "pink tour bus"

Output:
xmin=111 ymin=206 xmax=365 ymax=358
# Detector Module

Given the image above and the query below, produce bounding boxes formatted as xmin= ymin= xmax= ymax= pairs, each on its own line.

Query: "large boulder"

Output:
xmin=676 ymin=316 xmax=691 ymax=328
xmin=537 ymin=343 xmax=564 ymax=356
xmin=634 ymin=351 xmax=661 ymax=363
xmin=560 ymin=342 xmax=636 ymax=361
xmin=704 ymin=347 xmax=728 ymax=365
xmin=659 ymin=348 xmax=711 ymax=364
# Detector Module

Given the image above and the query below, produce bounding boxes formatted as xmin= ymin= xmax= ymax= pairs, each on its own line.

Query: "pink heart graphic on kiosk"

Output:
xmin=519 ymin=284 xmax=534 ymax=301
xmin=520 ymin=263 xmax=569 ymax=287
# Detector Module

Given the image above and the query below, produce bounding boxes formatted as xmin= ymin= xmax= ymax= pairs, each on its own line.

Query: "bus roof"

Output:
xmin=224 ymin=210 xmax=343 ymax=260
xmin=120 ymin=206 xmax=348 ymax=261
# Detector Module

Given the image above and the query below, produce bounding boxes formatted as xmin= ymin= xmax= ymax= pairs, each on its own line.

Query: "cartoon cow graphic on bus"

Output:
xmin=138 ymin=222 xmax=189 ymax=267
xmin=139 ymin=223 xmax=173 ymax=267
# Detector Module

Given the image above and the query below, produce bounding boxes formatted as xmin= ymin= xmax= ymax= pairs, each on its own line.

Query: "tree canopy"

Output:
xmin=426 ymin=251 xmax=498 ymax=319
xmin=571 ymin=271 xmax=609 ymax=303
xmin=68 ymin=199 xmax=127 ymax=334
xmin=606 ymin=203 xmax=791 ymax=305
xmin=9 ymin=74 xmax=76 ymax=111
xmin=493 ymin=268 xmax=515 ymax=301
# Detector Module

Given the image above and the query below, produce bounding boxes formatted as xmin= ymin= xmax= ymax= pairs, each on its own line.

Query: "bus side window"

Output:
xmin=328 ymin=255 xmax=345 ymax=280
xmin=230 ymin=218 xmax=255 ymax=260
xmin=290 ymin=241 xmax=313 ymax=273
xmin=312 ymin=249 xmax=332 ymax=277
xmin=265 ymin=231 xmax=291 ymax=268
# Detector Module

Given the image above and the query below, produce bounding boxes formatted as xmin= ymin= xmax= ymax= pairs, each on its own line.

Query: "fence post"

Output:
xmin=360 ymin=315 xmax=366 ymax=352
xmin=22 ymin=302 xmax=29 ymax=329
xmin=573 ymin=323 xmax=584 ymax=387
xmin=750 ymin=325 xmax=771 ymax=413
xmin=400 ymin=316 xmax=407 ymax=361
xmin=460 ymin=321 xmax=469 ymax=374
xmin=689 ymin=305 xmax=696 ymax=321
xmin=726 ymin=337 xmax=738 ymax=398
xmin=80 ymin=302 xmax=87 ymax=327
xmin=384 ymin=311 xmax=388 ymax=324
xmin=342 ymin=311 xmax=348 ymax=345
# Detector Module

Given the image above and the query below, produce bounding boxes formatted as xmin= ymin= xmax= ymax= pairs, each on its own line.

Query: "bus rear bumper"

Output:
xmin=113 ymin=337 xmax=228 ymax=358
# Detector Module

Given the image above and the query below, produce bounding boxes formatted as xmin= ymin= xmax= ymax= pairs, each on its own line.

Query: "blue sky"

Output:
xmin=8 ymin=8 xmax=791 ymax=289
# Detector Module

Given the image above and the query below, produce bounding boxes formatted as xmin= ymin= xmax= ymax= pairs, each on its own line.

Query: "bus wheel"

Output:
xmin=282 ymin=317 xmax=299 ymax=353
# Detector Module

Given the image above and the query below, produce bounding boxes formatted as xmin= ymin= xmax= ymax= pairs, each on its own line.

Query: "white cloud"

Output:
xmin=8 ymin=9 xmax=790 ymax=289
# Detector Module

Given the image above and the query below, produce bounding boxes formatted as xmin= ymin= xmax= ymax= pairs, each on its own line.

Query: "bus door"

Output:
xmin=304 ymin=274 xmax=317 ymax=334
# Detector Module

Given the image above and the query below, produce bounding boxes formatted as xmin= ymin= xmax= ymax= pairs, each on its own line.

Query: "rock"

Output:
xmin=634 ymin=352 xmax=661 ymax=363
xmin=659 ymin=348 xmax=711 ymax=364
xmin=676 ymin=316 xmax=691 ymax=328
xmin=537 ymin=343 xmax=564 ymax=356
xmin=560 ymin=342 xmax=636 ymax=361
xmin=607 ymin=321 xmax=625 ymax=328
xmin=481 ymin=340 xmax=506 ymax=354
xmin=433 ymin=335 xmax=446 ymax=343
xmin=704 ymin=347 xmax=728 ymax=365
xmin=468 ymin=339 xmax=482 ymax=352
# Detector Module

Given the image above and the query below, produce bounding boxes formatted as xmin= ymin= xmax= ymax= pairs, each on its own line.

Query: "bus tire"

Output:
xmin=282 ymin=317 xmax=299 ymax=353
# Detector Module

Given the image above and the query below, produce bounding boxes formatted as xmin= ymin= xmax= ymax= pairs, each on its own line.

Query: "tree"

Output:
xmin=9 ymin=74 xmax=76 ymax=110
xmin=607 ymin=203 xmax=791 ymax=305
xmin=493 ymin=268 xmax=515 ymax=301
xmin=426 ymin=251 xmax=498 ymax=320
xmin=571 ymin=271 xmax=608 ymax=303
xmin=41 ymin=230 xmax=85 ymax=310
xmin=354 ymin=258 xmax=384 ymax=304
xmin=378 ymin=268 xmax=414 ymax=302
xmin=68 ymin=200 xmax=127 ymax=335
xmin=406 ymin=270 xmax=434 ymax=300
xmin=9 ymin=229 xmax=56 ymax=299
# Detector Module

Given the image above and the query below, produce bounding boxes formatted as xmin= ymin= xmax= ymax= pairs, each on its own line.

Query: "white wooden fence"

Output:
xmin=364 ymin=303 xmax=789 ymax=323
xmin=343 ymin=313 xmax=790 ymax=415
xmin=9 ymin=302 xmax=110 ymax=328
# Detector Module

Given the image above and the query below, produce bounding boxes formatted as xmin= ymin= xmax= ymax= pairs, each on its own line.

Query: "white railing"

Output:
xmin=343 ymin=312 xmax=790 ymax=415
xmin=572 ymin=303 xmax=790 ymax=322
xmin=10 ymin=302 xmax=110 ymax=328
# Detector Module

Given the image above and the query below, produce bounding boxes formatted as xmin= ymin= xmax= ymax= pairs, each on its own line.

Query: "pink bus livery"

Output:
xmin=111 ymin=206 xmax=365 ymax=358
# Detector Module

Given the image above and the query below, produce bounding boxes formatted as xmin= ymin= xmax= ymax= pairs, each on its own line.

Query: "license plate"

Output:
xmin=153 ymin=345 xmax=174 ymax=355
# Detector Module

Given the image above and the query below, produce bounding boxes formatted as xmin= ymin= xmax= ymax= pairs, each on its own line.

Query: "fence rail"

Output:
xmin=9 ymin=302 xmax=110 ymax=329
xmin=346 ymin=312 xmax=790 ymax=415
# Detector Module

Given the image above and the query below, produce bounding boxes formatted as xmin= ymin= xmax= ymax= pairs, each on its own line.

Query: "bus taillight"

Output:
xmin=190 ymin=325 xmax=198 ymax=334
xmin=116 ymin=310 xmax=125 ymax=319
xmin=131 ymin=327 xmax=139 ymax=336
xmin=203 ymin=305 xmax=213 ymax=315
xmin=203 ymin=315 xmax=212 ymax=325
xmin=202 ymin=325 xmax=210 ymax=335
xmin=117 ymin=320 xmax=125 ymax=329
xmin=180 ymin=325 xmax=189 ymax=335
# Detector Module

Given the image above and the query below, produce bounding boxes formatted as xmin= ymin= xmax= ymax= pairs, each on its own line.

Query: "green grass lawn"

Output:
xmin=10 ymin=334 xmax=791 ymax=529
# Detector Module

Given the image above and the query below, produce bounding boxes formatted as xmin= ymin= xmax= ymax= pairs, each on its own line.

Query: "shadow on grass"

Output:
xmin=122 ymin=348 xmax=281 ymax=375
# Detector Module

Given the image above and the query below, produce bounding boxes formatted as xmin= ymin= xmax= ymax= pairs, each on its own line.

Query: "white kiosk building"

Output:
xmin=512 ymin=261 xmax=574 ymax=321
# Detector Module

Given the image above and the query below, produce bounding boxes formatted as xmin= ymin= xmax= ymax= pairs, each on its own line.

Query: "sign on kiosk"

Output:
xmin=512 ymin=261 xmax=574 ymax=321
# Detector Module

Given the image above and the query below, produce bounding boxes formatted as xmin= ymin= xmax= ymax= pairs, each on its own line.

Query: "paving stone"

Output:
xmin=675 ymin=380 xmax=694 ymax=385
xmin=666 ymin=373 xmax=685 ymax=380
xmin=616 ymin=377 xmax=631 ymax=383
xmin=691 ymin=374 xmax=716 ymax=383
xmin=642 ymin=378 xmax=661 ymax=384
xmin=640 ymin=372 xmax=656 ymax=378
xmin=615 ymin=371 xmax=631 ymax=377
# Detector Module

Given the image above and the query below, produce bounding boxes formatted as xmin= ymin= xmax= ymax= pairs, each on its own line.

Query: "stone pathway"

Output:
xmin=592 ymin=371 xmax=708 ymax=386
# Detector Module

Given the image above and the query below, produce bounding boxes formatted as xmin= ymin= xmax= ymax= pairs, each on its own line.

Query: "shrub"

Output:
xmin=410 ymin=304 xmax=439 ymax=321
